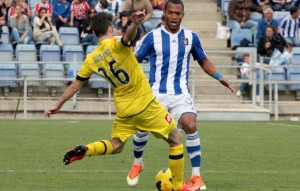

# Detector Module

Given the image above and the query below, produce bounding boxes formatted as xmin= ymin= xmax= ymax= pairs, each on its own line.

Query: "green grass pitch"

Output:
xmin=0 ymin=120 xmax=299 ymax=191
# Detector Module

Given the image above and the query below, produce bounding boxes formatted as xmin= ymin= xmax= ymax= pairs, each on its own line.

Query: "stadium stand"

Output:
xmin=63 ymin=45 xmax=84 ymax=78
xmin=16 ymin=44 xmax=41 ymax=96
xmin=0 ymin=44 xmax=18 ymax=96
xmin=287 ymin=67 xmax=300 ymax=90
xmin=1 ymin=26 xmax=10 ymax=44
xmin=149 ymin=9 xmax=163 ymax=29
xmin=273 ymin=11 xmax=289 ymax=25
xmin=231 ymin=28 xmax=253 ymax=48
xmin=265 ymin=67 xmax=287 ymax=91
xmin=58 ymin=27 xmax=80 ymax=45
xmin=40 ymin=44 xmax=64 ymax=96
xmin=291 ymin=47 xmax=300 ymax=65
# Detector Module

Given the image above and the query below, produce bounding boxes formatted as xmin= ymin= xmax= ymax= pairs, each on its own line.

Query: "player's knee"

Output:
xmin=110 ymin=139 xmax=125 ymax=154
xmin=183 ymin=122 xmax=197 ymax=134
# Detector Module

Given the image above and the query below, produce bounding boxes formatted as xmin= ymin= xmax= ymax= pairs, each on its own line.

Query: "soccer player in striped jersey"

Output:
xmin=278 ymin=6 xmax=300 ymax=47
xmin=44 ymin=11 xmax=199 ymax=191
xmin=127 ymin=0 xmax=235 ymax=190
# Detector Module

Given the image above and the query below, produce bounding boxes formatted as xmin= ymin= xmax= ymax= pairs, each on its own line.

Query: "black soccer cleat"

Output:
xmin=63 ymin=145 xmax=88 ymax=165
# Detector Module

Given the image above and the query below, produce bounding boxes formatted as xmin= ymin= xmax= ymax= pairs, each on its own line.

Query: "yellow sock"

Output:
xmin=85 ymin=140 xmax=113 ymax=156
xmin=169 ymin=144 xmax=184 ymax=190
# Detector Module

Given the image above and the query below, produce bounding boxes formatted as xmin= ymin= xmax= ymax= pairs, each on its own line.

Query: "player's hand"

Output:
xmin=219 ymin=77 xmax=235 ymax=93
xmin=44 ymin=105 xmax=60 ymax=118
xmin=131 ymin=9 xmax=146 ymax=25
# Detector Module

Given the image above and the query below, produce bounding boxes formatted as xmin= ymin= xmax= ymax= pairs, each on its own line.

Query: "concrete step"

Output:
xmin=181 ymin=20 xmax=218 ymax=30
xmin=194 ymin=94 xmax=240 ymax=101
xmin=184 ymin=2 xmax=217 ymax=12
xmin=201 ymin=38 xmax=228 ymax=50
xmin=196 ymin=103 xmax=270 ymax=121
xmin=190 ymin=56 xmax=232 ymax=66
xmin=184 ymin=12 xmax=223 ymax=21
xmin=191 ymin=83 xmax=240 ymax=94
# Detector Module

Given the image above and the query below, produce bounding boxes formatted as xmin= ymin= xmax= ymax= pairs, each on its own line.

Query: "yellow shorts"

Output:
xmin=111 ymin=98 xmax=177 ymax=142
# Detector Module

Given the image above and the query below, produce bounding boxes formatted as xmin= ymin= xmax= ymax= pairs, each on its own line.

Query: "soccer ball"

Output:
xmin=155 ymin=168 xmax=173 ymax=191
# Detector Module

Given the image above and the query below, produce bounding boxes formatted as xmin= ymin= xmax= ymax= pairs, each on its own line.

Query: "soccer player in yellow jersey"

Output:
xmin=43 ymin=11 xmax=199 ymax=191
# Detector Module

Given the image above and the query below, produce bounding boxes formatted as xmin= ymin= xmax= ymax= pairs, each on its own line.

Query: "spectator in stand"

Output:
xmin=123 ymin=0 xmax=153 ymax=32
xmin=33 ymin=7 xmax=63 ymax=47
xmin=106 ymin=0 xmax=123 ymax=21
xmin=34 ymin=0 xmax=53 ymax=16
xmin=95 ymin=0 xmax=108 ymax=13
xmin=9 ymin=0 xmax=31 ymax=18
xmin=70 ymin=0 xmax=89 ymax=36
xmin=115 ymin=25 xmax=125 ymax=35
xmin=256 ymin=7 xmax=278 ymax=43
xmin=116 ymin=10 xmax=130 ymax=29
xmin=0 ymin=0 xmax=6 ymax=44
xmin=271 ymin=0 xmax=293 ymax=11
xmin=294 ymin=0 xmax=300 ymax=7
xmin=4 ymin=0 xmax=11 ymax=23
xmin=9 ymin=4 xmax=32 ymax=44
xmin=81 ymin=7 xmax=98 ymax=45
xmin=236 ymin=54 xmax=259 ymax=100
xmin=150 ymin=0 xmax=165 ymax=10
xmin=253 ymin=0 xmax=272 ymax=8
xmin=257 ymin=25 xmax=286 ymax=57
xmin=52 ymin=0 xmax=71 ymax=31
xmin=278 ymin=6 xmax=300 ymax=47
xmin=228 ymin=0 xmax=262 ymax=45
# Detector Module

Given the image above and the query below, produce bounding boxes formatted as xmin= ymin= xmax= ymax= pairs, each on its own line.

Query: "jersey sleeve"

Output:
xmin=191 ymin=32 xmax=206 ymax=62
xmin=76 ymin=57 xmax=93 ymax=81
xmin=135 ymin=32 xmax=152 ymax=62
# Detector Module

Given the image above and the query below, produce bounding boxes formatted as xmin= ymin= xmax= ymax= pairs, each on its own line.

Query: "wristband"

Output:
xmin=213 ymin=72 xmax=222 ymax=80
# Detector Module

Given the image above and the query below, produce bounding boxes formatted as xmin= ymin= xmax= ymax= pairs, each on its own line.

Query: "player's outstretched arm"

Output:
xmin=198 ymin=58 xmax=235 ymax=93
xmin=122 ymin=10 xmax=145 ymax=45
xmin=44 ymin=80 xmax=84 ymax=118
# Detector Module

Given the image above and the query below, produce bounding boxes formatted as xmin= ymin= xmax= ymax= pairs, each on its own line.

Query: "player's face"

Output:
xmin=164 ymin=3 xmax=184 ymax=33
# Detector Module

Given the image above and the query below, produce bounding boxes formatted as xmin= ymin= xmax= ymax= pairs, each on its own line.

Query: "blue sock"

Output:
xmin=186 ymin=132 xmax=201 ymax=176
xmin=133 ymin=131 xmax=149 ymax=160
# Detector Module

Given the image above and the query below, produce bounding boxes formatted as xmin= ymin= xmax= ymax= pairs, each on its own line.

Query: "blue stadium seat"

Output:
xmin=59 ymin=27 xmax=80 ymax=45
xmin=250 ymin=12 xmax=263 ymax=22
xmin=86 ymin=45 xmax=97 ymax=55
xmin=1 ymin=26 xmax=10 ymax=44
xmin=0 ymin=44 xmax=18 ymax=90
xmin=287 ymin=67 xmax=300 ymax=90
xmin=273 ymin=11 xmax=289 ymax=25
xmin=222 ymin=0 xmax=230 ymax=16
xmin=29 ymin=0 xmax=41 ymax=10
xmin=150 ymin=9 xmax=163 ymax=28
xmin=16 ymin=44 xmax=41 ymax=87
xmin=292 ymin=47 xmax=300 ymax=65
xmin=40 ymin=44 xmax=65 ymax=89
xmin=63 ymin=45 xmax=84 ymax=78
xmin=265 ymin=67 xmax=287 ymax=91
xmin=231 ymin=28 xmax=253 ymax=48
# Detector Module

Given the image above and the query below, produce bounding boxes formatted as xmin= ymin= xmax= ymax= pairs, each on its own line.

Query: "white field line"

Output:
xmin=267 ymin=123 xmax=300 ymax=128
xmin=0 ymin=169 xmax=298 ymax=174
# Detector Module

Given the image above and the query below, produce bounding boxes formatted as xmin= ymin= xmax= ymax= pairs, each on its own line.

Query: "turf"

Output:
xmin=0 ymin=120 xmax=299 ymax=191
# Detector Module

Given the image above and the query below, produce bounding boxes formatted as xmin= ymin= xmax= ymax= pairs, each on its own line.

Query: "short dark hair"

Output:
xmin=91 ymin=12 xmax=113 ymax=37
xmin=164 ymin=0 xmax=184 ymax=12
xmin=290 ymin=6 xmax=299 ymax=15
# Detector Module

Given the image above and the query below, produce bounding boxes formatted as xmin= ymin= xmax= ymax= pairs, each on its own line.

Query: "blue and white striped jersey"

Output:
xmin=280 ymin=15 xmax=300 ymax=38
xmin=135 ymin=26 xmax=206 ymax=95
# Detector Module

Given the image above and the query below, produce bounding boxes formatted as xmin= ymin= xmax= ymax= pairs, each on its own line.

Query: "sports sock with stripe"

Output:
xmin=85 ymin=140 xmax=113 ymax=156
xmin=186 ymin=132 xmax=201 ymax=177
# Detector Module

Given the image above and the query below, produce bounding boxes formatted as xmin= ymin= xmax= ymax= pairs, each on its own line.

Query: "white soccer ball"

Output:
xmin=155 ymin=168 xmax=173 ymax=191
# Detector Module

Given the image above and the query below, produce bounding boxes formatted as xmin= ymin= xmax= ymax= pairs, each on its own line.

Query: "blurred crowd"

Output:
xmin=0 ymin=0 xmax=166 ymax=47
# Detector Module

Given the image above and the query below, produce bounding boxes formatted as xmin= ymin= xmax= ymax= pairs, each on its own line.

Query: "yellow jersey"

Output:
xmin=77 ymin=36 xmax=154 ymax=118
